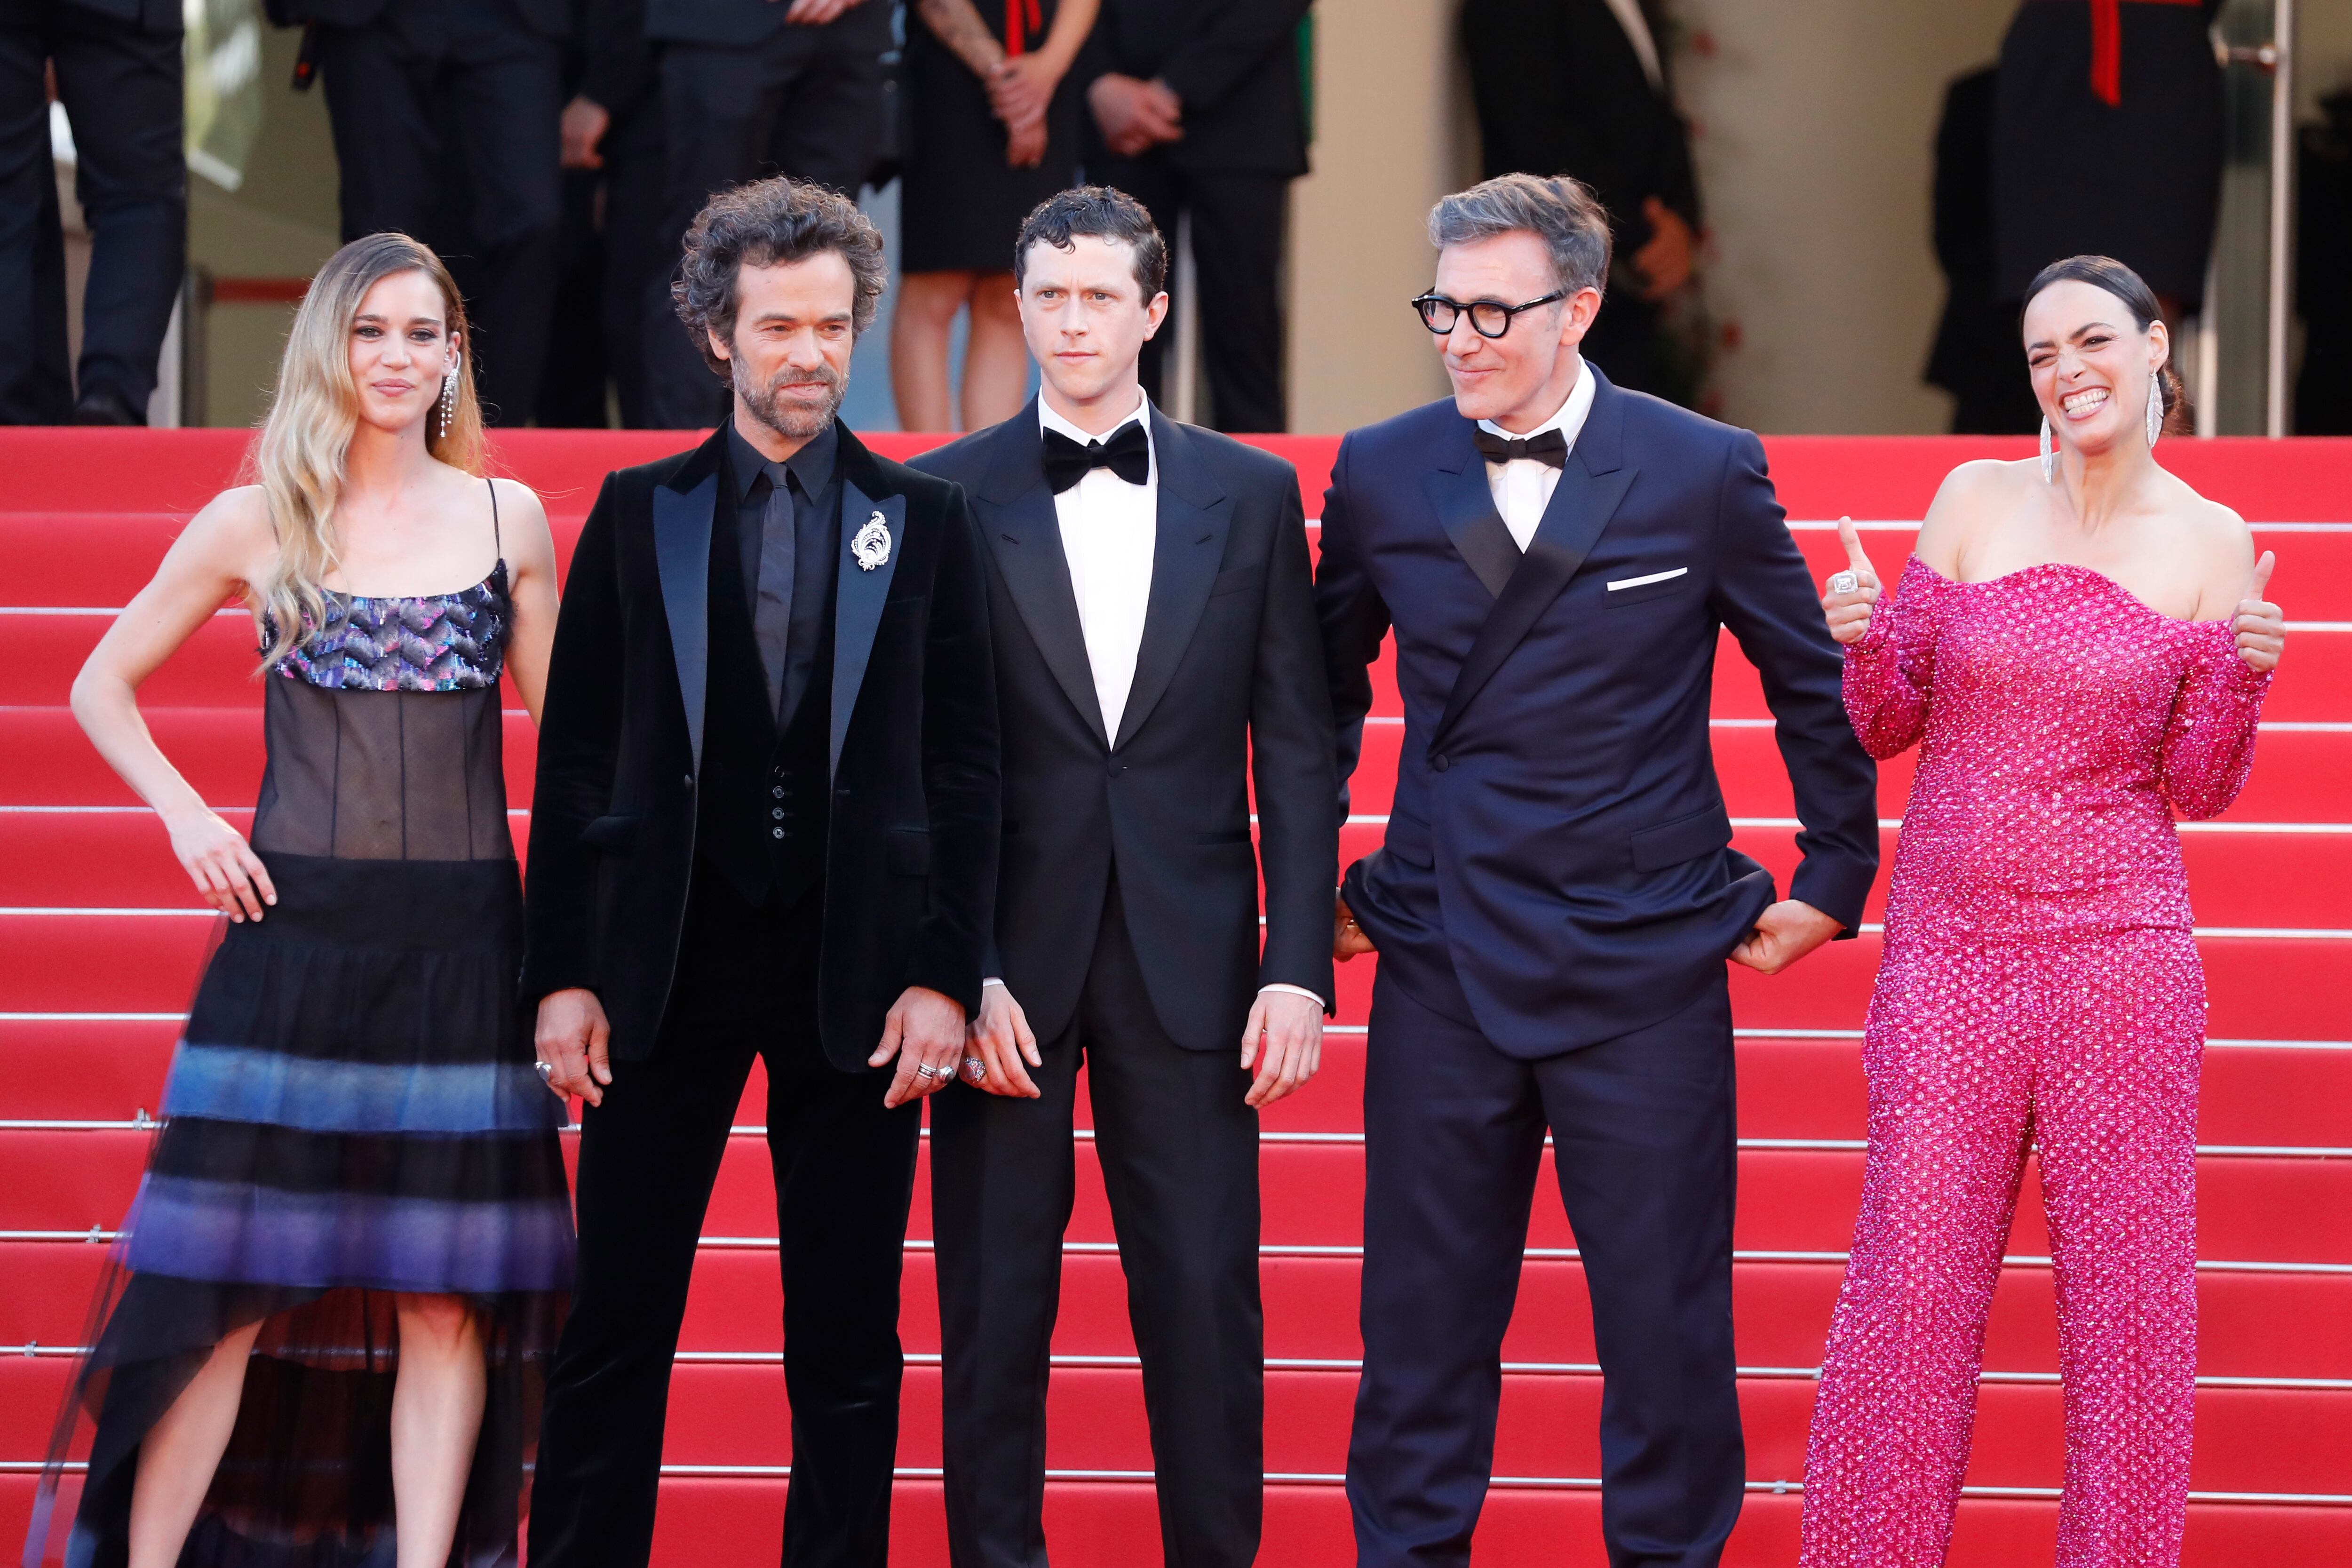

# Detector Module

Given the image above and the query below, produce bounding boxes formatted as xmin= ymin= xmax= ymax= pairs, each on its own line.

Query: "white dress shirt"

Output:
xmin=1041 ymin=390 xmax=1157 ymax=743
xmin=983 ymin=392 xmax=1323 ymax=1011
xmin=1479 ymin=358 xmax=1596 ymax=550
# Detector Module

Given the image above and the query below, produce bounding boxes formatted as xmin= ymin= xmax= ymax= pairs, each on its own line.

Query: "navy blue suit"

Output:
xmin=1315 ymin=369 xmax=1876 ymax=1566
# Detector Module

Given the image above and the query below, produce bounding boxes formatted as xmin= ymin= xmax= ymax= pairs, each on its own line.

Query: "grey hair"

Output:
xmin=673 ymin=176 xmax=888 ymax=374
xmin=1428 ymin=173 xmax=1613 ymax=298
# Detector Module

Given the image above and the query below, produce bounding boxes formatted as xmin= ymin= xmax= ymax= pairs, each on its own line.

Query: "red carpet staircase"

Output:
xmin=2 ymin=430 xmax=2347 ymax=1565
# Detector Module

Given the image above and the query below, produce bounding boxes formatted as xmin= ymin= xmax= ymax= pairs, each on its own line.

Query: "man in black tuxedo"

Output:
xmin=522 ymin=176 xmax=999 ymax=1568
xmin=1460 ymin=0 xmax=1700 ymax=407
xmin=0 ymin=0 xmax=184 ymax=425
xmin=1080 ymin=0 xmax=1311 ymax=433
xmin=638 ymin=0 xmax=892 ymax=427
xmin=1318 ymin=175 xmax=1877 ymax=1566
xmin=271 ymin=0 xmax=571 ymax=423
xmin=910 ymin=186 xmax=1337 ymax=1568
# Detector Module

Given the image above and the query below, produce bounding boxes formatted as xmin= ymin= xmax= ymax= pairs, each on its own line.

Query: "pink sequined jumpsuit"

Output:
xmin=1798 ymin=557 xmax=2270 ymax=1568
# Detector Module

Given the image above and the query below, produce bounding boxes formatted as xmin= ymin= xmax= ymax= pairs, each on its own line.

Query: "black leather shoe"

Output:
xmin=70 ymin=385 xmax=145 ymax=426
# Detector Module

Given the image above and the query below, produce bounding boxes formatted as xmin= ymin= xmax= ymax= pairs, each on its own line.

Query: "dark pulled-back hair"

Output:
xmin=674 ymin=175 xmax=888 ymax=374
xmin=2022 ymin=254 xmax=2187 ymax=433
xmin=1429 ymin=173 xmax=1614 ymax=298
xmin=1014 ymin=185 xmax=1169 ymax=299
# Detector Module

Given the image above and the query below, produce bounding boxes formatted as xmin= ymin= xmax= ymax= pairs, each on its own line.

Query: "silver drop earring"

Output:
xmin=2040 ymin=415 xmax=2056 ymax=483
xmin=437 ymin=361 xmax=459 ymax=439
xmin=2145 ymin=368 xmax=2163 ymax=448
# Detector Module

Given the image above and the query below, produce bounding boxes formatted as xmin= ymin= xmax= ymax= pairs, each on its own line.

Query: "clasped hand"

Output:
xmin=965 ymin=982 xmax=1322 ymax=1108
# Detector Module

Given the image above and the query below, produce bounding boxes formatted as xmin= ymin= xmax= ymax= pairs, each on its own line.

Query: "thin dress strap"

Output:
xmin=486 ymin=477 xmax=502 ymax=560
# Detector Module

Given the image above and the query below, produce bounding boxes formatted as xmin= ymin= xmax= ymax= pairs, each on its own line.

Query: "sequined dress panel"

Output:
xmin=1798 ymin=556 xmax=2269 ymax=1568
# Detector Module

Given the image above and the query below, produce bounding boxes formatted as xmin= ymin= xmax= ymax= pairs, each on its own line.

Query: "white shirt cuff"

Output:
xmin=981 ymin=977 xmax=1005 ymax=989
xmin=1258 ymin=982 xmax=1327 ymax=1008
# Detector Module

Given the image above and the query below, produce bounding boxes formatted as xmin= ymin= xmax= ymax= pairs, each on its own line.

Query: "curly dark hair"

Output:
xmin=673 ymin=176 xmax=888 ymax=375
xmin=1014 ymin=185 xmax=1168 ymax=299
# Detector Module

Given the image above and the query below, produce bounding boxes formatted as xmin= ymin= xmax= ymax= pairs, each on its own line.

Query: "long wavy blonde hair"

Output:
xmin=250 ymin=232 xmax=485 ymax=669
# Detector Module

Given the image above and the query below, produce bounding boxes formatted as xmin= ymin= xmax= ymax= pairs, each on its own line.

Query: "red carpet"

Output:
xmin=2 ymin=429 xmax=2347 ymax=1565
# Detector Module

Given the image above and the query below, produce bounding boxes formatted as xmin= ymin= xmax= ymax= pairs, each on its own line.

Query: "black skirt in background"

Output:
xmin=900 ymin=1 xmax=1082 ymax=276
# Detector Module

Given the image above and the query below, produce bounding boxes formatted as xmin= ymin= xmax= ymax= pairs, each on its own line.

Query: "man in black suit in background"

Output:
xmin=911 ymin=186 xmax=1337 ymax=1568
xmin=273 ymin=0 xmax=570 ymax=422
xmin=1460 ymin=0 xmax=1701 ymax=407
xmin=0 ymin=0 xmax=184 ymax=425
xmin=638 ymin=0 xmax=892 ymax=427
xmin=1080 ymin=0 xmax=1311 ymax=433
xmin=523 ymin=177 xmax=999 ymax=1568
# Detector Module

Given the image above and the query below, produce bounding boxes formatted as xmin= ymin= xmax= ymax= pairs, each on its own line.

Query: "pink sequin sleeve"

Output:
xmin=2157 ymin=627 xmax=2271 ymax=821
xmin=1840 ymin=558 xmax=1939 ymax=760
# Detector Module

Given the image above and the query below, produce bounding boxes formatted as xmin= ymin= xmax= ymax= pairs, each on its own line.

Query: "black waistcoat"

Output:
xmin=698 ymin=490 xmax=835 ymax=907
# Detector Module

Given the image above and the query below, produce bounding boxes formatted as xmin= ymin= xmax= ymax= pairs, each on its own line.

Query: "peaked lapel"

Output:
xmin=650 ymin=431 xmax=727 ymax=772
xmin=1113 ymin=408 xmax=1231 ymax=751
xmin=831 ymin=431 xmax=906 ymax=776
xmin=977 ymin=403 xmax=1111 ymax=748
xmin=1430 ymin=370 xmax=1637 ymax=749
xmin=1422 ymin=422 xmax=1522 ymax=598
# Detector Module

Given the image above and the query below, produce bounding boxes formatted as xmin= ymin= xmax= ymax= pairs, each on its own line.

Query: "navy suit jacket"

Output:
xmin=1315 ymin=369 xmax=1878 ymax=1058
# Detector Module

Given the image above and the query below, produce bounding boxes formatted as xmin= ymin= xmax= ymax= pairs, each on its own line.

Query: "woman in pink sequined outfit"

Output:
xmin=1796 ymin=255 xmax=2286 ymax=1568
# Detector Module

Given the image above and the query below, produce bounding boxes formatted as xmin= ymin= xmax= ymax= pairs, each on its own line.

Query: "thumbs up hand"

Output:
xmin=2233 ymin=551 xmax=2284 ymax=673
xmin=1821 ymin=517 xmax=1881 ymax=646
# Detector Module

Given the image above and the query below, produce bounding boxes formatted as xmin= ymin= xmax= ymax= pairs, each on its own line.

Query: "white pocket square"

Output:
xmin=1606 ymin=567 xmax=1689 ymax=591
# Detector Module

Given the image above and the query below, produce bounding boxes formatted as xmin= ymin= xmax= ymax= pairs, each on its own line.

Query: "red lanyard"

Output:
xmin=1003 ymin=0 xmax=1044 ymax=57
xmin=2086 ymin=0 xmax=2204 ymax=108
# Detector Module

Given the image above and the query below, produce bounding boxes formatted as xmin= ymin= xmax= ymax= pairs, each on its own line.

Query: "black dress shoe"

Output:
xmin=70 ymin=386 xmax=145 ymax=426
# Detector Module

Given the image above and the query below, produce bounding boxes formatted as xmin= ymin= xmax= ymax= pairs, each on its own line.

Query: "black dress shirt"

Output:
xmin=727 ymin=420 xmax=842 ymax=725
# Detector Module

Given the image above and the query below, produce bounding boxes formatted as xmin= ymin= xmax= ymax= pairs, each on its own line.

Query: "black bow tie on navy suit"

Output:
xmin=1472 ymin=426 xmax=1569 ymax=468
xmin=1042 ymin=422 xmax=1151 ymax=493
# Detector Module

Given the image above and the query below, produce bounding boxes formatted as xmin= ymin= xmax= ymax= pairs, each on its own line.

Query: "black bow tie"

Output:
xmin=1472 ymin=426 xmax=1569 ymax=469
xmin=1043 ymin=422 xmax=1151 ymax=493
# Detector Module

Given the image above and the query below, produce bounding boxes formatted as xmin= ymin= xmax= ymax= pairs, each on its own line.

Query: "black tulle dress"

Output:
xmin=27 ymin=487 xmax=571 ymax=1568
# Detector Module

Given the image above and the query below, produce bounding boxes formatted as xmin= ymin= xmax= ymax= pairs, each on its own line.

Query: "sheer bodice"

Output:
xmin=251 ymin=561 xmax=514 ymax=861
xmin=1843 ymin=555 xmax=2269 ymax=942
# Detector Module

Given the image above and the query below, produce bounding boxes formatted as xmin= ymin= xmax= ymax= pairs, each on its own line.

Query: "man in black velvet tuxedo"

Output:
xmin=910 ymin=186 xmax=1337 ymax=1568
xmin=1319 ymin=175 xmax=1877 ymax=1567
xmin=522 ymin=176 xmax=999 ymax=1568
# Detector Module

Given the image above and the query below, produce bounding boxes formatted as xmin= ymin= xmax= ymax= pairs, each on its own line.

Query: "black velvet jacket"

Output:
xmin=522 ymin=422 xmax=1000 ymax=1069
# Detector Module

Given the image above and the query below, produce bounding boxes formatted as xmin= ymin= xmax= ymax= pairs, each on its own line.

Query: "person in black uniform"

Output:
xmin=1992 ymin=0 xmax=2223 ymax=318
xmin=273 ymin=0 xmax=571 ymax=425
xmin=0 ymin=0 xmax=184 ymax=425
xmin=638 ymin=0 xmax=894 ymax=429
xmin=1924 ymin=65 xmax=2040 ymax=434
xmin=523 ymin=176 xmax=1000 ymax=1568
xmin=889 ymin=0 xmax=1097 ymax=431
xmin=1079 ymin=0 xmax=1309 ymax=433
xmin=1460 ymin=0 xmax=1701 ymax=407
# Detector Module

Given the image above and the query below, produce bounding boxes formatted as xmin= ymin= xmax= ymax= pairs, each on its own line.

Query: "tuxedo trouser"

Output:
xmin=930 ymin=880 xmax=1263 ymax=1568
xmin=0 ymin=0 xmax=183 ymax=422
xmin=312 ymin=0 xmax=563 ymax=426
xmin=529 ymin=873 xmax=922 ymax=1568
xmin=1347 ymin=967 xmax=1744 ymax=1568
xmin=1083 ymin=151 xmax=1290 ymax=435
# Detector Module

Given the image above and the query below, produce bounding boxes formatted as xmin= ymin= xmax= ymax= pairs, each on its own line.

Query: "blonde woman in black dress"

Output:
xmin=31 ymin=232 xmax=567 ymax=1568
xmin=891 ymin=0 xmax=1099 ymax=430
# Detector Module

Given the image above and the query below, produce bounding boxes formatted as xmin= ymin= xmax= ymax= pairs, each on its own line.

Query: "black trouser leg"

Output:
xmin=48 ymin=1 xmax=183 ymax=415
xmin=312 ymin=19 xmax=442 ymax=244
xmin=1082 ymin=889 xmax=1263 ymax=1568
xmin=1348 ymin=970 xmax=1549 ymax=1568
xmin=767 ymin=978 xmax=922 ymax=1567
xmin=1180 ymin=170 xmax=1288 ymax=433
xmin=601 ymin=110 xmax=669 ymax=429
xmin=1535 ymin=981 xmax=1743 ymax=1568
xmin=931 ymin=989 xmax=1083 ymax=1568
xmin=0 ymin=11 xmax=70 ymax=423
xmin=442 ymin=11 xmax=562 ymax=424
xmin=764 ymin=36 xmax=881 ymax=197
xmin=1086 ymin=149 xmax=1181 ymax=409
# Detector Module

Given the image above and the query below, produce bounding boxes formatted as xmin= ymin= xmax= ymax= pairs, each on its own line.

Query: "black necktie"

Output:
xmin=753 ymin=464 xmax=796 ymax=718
xmin=1472 ymin=426 xmax=1569 ymax=468
xmin=1042 ymin=422 xmax=1151 ymax=493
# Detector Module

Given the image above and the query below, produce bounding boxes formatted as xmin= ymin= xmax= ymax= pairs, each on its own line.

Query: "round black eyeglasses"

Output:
xmin=1411 ymin=290 xmax=1567 ymax=339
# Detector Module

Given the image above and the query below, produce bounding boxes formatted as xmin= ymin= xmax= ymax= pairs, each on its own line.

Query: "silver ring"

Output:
xmin=1828 ymin=570 xmax=1859 ymax=596
xmin=915 ymin=1063 xmax=944 ymax=1080
xmin=963 ymin=1056 xmax=986 ymax=1077
xmin=535 ymin=1060 xmax=554 ymax=1081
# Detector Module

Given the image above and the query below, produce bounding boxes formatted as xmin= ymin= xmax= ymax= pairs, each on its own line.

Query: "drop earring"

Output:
xmin=437 ymin=361 xmax=459 ymax=440
xmin=2040 ymin=415 xmax=2056 ymax=483
xmin=2146 ymin=368 xmax=2164 ymax=448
